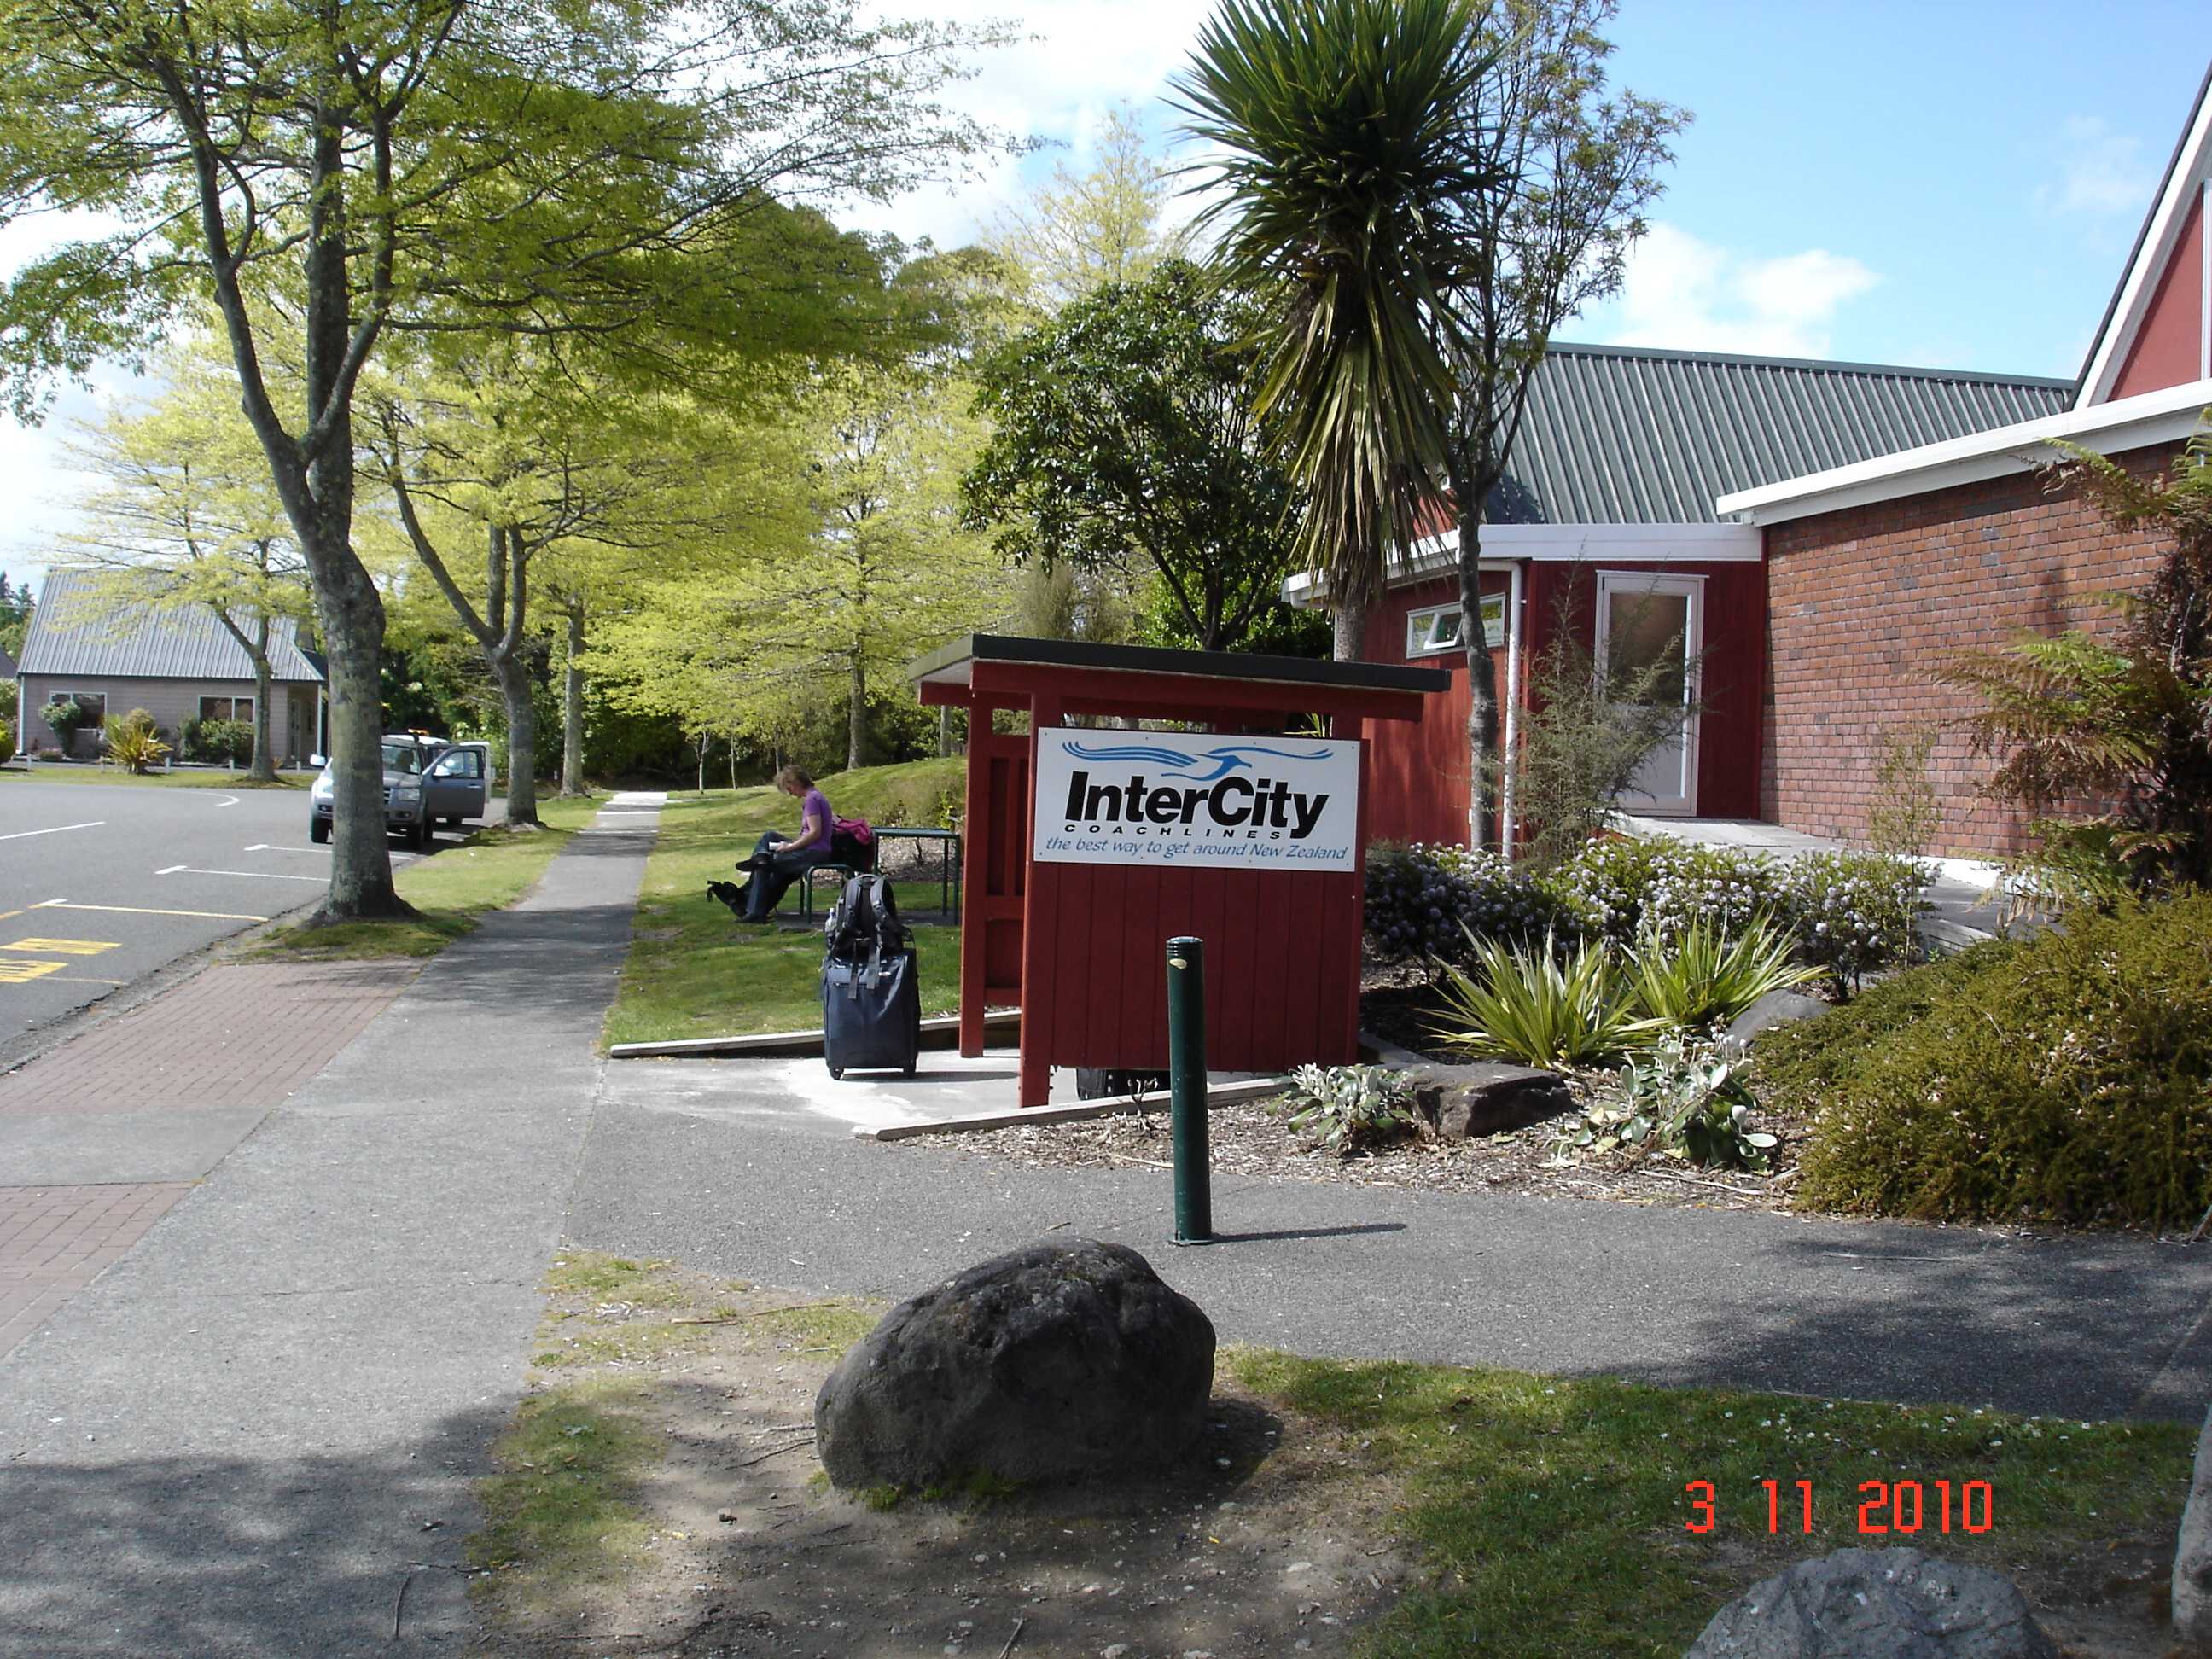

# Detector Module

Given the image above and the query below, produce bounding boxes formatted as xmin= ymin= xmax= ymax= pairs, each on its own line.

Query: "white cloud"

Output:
xmin=2034 ymin=115 xmax=2156 ymax=218
xmin=843 ymin=0 xmax=1204 ymax=247
xmin=1580 ymin=222 xmax=1881 ymax=358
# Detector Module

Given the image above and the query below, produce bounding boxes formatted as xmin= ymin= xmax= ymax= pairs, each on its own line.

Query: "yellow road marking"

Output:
xmin=3 ymin=937 xmax=119 ymax=956
xmin=0 ymin=909 xmax=22 ymax=922
xmin=0 ymin=959 xmax=62 ymax=983
xmin=32 ymin=901 xmax=268 ymax=922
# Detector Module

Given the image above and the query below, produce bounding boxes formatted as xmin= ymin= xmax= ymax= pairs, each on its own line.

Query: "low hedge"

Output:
xmin=1762 ymin=894 xmax=2212 ymax=1229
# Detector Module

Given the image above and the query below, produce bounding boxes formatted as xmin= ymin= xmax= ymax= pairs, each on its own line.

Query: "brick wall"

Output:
xmin=1762 ymin=441 xmax=2180 ymax=859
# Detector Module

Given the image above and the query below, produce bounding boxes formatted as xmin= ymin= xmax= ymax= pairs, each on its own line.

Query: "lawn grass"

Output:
xmin=243 ymin=794 xmax=605 ymax=960
xmin=605 ymin=763 xmax=963 ymax=1047
xmin=1228 ymin=1348 xmax=2193 ymax=1656
xmin=0 ymin=762 xmax=309 ymax=789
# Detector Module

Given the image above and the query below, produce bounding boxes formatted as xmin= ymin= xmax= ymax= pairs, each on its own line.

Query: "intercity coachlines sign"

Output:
xmin=1030 ymin=728 xmax=1362 ymax=872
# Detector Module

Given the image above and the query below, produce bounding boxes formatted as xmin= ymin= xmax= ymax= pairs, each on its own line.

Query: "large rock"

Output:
xmin=812 ymin=1239 xmax=1214 ymax=1491
xmin=2174 ymin=1406 xmax=2212 ymax=1644
xmin=1685 ymin=1548 xmax=2056 ymax=1659
xmin=1405 ymin=1061 xmax=1573 ymax=1139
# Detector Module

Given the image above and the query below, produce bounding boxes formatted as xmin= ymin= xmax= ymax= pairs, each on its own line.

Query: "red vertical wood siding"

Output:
xmin=1359 ymin=572 xmax=1510 ymax=846
xmin=1357 ymin=556 xmax=1767 ymax=845
xmin=1025 ymin=862 xmax=1362 ymax=1072
xmin=2111 ymin=194 xmax=2206 ymax=401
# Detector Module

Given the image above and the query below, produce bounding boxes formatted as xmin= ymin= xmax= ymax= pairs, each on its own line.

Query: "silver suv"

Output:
xmin=308 ymin=736 xmax=492 ymax=849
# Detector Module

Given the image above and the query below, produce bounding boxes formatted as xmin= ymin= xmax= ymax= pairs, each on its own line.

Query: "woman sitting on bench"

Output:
xmin=732 ymin=766 xmax=837 ymax=922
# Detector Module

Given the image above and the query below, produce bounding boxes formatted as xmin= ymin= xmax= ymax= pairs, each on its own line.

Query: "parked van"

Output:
xmin=308 ymin=736 xmax=492 ymax=849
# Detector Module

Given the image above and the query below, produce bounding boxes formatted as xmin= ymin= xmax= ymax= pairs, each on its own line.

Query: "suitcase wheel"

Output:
xmin=828 ymin=1065 xmax=844 ymax=1080
xmin=903 ymin=1062 xmax=917 ymax=1077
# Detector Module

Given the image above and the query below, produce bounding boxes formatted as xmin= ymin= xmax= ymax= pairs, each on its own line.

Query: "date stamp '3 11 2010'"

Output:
xmin=1686 ymin=1478 xmax=1996 ymax=1536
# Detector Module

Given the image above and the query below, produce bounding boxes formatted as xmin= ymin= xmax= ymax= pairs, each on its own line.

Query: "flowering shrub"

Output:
xmin=1369 ymin=834 xmax=1926 ymax=995
xmin=1779 ymin=851 xmax=1927 ymax=993
xmin=1547 ymin=837 xmax=1782 ymax=946
xmin=1365 ymin=842 xmax=1569 ymax=965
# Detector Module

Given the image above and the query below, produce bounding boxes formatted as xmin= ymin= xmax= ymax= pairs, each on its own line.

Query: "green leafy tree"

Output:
xmin=364 ymin=341 xmax=721 ymax=824
xmin=0 ymin=0 xmax=1004 ymax=918
xmin=64 ymin=332 xmax=312 ymax=780
xmin=1941 ymin=422 xmax=2212 ymax=896
xmin=963 ymin=260 xmax=1304 ymax=652
xmin=1437 ymin=0 xmax=1683 ymax=847
xmin=1180 ymin=0 xmax=1680 ymax=852
xmin=0 ymin=573 xmax=31 ymax=659
xmin=1174 ymin=0 xmax=1502 ymax=660
xmin=989 ymin=103 xmax=1190 ymax=309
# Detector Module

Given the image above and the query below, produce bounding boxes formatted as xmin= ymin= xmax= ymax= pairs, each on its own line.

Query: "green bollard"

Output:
xmin=1166 ymin=934 xmax=1214 ymax=1244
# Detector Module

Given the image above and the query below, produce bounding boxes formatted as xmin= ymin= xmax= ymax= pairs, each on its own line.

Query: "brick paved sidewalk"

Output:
xmin=0 ymin=960 xmax=418 ymax=1358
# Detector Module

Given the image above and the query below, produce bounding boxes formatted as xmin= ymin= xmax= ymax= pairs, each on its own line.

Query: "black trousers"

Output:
xmin=737 ymin=830 xmax=832 ymax=920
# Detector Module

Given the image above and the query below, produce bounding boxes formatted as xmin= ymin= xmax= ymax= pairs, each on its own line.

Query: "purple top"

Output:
xmin=790 ymin=787 xmax=833 ymax=851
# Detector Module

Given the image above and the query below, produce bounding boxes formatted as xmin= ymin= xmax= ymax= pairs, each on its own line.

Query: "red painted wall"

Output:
xmin=1761 ymin=443 xmax=2179 ymax=858
xmin=2111 ymin=193 xmax=2205 ymax=401
xmin=1357 ymin=558 xmax=1767 ymax=847
xmin=1359 ymin=572 xmax=1507 ymax=846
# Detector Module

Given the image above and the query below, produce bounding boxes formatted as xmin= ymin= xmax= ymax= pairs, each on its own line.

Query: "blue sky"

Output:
xmin=4 ymin=3 xmax=2208 ymax=593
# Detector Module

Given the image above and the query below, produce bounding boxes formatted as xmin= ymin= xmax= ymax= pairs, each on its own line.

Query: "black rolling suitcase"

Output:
xmin=820 ymin=873 xmax=920 ymax=1079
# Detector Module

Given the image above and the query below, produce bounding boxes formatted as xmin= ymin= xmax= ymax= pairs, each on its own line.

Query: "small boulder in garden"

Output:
xmin=812 ymin=1239 xmax=1215 ymax=1491
xmin=1685 ymin=1547 xmax=2056 ymax=1658
xmin=1405 ymin=1060 xmax=1574 ymax=1139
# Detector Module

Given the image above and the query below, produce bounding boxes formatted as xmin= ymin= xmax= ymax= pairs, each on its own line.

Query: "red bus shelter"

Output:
xmin=911 ymin=636 xmax=1447 ymax=1108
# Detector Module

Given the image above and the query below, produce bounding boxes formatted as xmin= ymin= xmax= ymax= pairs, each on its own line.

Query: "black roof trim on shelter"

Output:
xmin=909 ymin=634 xmax=1450 ymax=696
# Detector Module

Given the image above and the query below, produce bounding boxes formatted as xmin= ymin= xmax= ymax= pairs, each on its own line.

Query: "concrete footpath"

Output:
xmin=3 ymin=789 xmax=2212 ymax=1656
xmin=0 ymin=795 xmax=662 ymax=1658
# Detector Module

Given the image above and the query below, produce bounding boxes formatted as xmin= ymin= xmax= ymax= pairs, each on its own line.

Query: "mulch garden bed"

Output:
xmin=907 ymin=968 xmax=1817 ymax=1217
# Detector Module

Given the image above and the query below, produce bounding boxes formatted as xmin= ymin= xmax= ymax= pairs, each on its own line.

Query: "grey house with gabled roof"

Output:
xmin=14 ymin=568 xmax=326 ymax=762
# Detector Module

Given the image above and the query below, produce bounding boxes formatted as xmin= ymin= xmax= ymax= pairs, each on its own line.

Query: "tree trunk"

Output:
xmin=1331 ymin=591 xmax=1369 ymax=662
xmin=938 ymin=704 xmax=952 ymax=757
xmin=315 ymin=564 xmax=410 ymax=918
xmin=1457 ymin=510 xmax=1501 ymax=853
xmin=847 ymin=650 xmax=866 ymax=772
xmin=494 ymin=649 xmax=540 ymax=826
xmin=247 ymin=617 xmax=278 ymax=783
xmin=561 ymin=607 xmax=587 ymax=797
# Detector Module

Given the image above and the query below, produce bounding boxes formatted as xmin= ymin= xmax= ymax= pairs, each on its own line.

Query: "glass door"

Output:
xmin=1595 ymin=573 xmax=1703 ymax=818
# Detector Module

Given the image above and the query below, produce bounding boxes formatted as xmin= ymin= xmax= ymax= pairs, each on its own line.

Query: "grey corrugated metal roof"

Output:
xmin=1492 ymin=343 xmax=2075 ymax=524
xmin=16 ymin=568 xmax=324 ymax=682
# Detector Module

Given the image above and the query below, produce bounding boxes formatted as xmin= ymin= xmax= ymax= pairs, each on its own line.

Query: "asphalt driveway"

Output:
xmin=0 ymin=775 xmax=494 ymax=1053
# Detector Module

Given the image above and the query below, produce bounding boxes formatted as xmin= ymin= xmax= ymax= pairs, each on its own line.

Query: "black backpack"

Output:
xmin=824 ymin=872 xmax=909 ymax=963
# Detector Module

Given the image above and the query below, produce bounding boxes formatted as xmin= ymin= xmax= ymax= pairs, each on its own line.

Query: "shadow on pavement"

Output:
xmin=1594 ymin=1227 xmax=2212 ymax=1421
xmin=0 ymin=1402 xmax=509 ymax=1658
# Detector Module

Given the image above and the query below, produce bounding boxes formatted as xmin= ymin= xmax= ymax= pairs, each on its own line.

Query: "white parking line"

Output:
xmin=244 ymin=843 xmax=324 ymax=853
xmin=156 ymin=864 xmax=328 ymax=883
xmin=38 ymin=900 xmax=270 ymax=922
xmin=0 ymin=820 xmax=105 ymax=841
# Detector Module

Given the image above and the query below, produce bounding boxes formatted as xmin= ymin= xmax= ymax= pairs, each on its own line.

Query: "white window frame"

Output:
xmin=1405 ymin=595 xmax=1506 ymax=658
xmin=198 ymin=695 xmax=255 ymax=724
xmin=47 ymin=689 xmax=108 ymax=725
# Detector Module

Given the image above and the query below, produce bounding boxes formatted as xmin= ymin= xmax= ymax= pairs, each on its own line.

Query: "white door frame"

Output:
xmin=1594 ymin=570 xmax=1704 ymax=818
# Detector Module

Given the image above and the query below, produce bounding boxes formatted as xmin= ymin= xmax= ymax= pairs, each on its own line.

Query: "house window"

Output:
xmin=199 ymin=696 xmax=254 ymax=723
xmin=1406 ymin=595 xmax=1506 ymax=658
xmin=47 ymin=691 xmax=106 ymax=726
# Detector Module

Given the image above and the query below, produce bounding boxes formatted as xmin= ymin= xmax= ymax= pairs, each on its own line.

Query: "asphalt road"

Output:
xmin=0 ymin=776 xmax=478 ymax=1046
